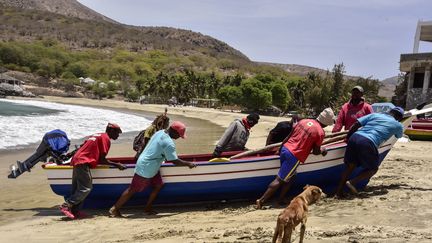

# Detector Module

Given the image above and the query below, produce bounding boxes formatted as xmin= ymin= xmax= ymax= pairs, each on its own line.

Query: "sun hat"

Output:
xmin=107 ymin=123 xmax=122 ymax=133
xmin=170 ymin=121 xmax=187 ymax=139
xmin=317 ymin=108 xmax=335 ymax=126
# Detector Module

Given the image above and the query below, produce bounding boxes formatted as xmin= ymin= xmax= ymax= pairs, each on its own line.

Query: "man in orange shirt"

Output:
xmin=59 ymin=123 xmax=127 ymax=219
xmin=256 ymin=108 xmax=335 ymax=209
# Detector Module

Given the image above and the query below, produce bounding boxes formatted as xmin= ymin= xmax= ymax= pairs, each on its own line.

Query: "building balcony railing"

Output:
xmin=400 ymin=52 xmax=432 ymax=72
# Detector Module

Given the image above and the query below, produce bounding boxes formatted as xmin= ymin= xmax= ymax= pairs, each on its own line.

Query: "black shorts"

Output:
xmin=344 ymin=133 xmax=379 ymax=170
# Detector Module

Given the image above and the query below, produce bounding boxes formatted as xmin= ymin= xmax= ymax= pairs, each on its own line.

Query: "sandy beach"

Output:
xmin=1 ymin=97 xmax=432 ymax=242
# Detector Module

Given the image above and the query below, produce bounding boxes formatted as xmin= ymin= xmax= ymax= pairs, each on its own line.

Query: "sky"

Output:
xmin=77 ymin=0 xmax=432 ymax=80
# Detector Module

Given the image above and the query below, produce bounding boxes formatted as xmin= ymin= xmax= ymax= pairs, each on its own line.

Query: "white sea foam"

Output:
xmin=0 ymin=99 xmax=151 ymax=149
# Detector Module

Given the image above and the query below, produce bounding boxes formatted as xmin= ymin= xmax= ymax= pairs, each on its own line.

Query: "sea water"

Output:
xmin=0 ymin=99 xmax=151 ymax=150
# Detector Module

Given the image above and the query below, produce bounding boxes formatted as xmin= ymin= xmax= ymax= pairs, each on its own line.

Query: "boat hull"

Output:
xmin=43 ymin=139 xmax=396 ymax=208
xmin=405 ymin=128 xmax=432 ymax=141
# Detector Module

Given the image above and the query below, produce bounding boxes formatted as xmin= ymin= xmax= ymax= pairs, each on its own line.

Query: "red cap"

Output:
xmin=107 ymin=123 xmax=122 ymax=133
xmin=170 ymin=121 xmax=186 ymax=139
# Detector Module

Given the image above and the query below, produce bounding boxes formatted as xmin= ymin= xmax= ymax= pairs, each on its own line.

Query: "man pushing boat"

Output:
xmin=109 ymin=121 xmax=196 ymax=217
xmin=60 ymin=123 xmax=127 ymax=219
xmin=335 ymin=107 xmax=405 ymax=198
xmin=256 ymin=108 xmax=335 ymax=209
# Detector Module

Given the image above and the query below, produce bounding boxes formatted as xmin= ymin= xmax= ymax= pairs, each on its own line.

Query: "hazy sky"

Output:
xmin=77 ymin=0 xmax=432 ymax=80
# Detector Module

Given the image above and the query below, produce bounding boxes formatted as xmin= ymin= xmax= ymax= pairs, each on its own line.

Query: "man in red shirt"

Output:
xmin=59 ymin=123 xmax=127 ymax=219
xmin=256 ymin=108 xmax=335 ymax=209
xmin=332 ymin=86 xmax=373 ymax=132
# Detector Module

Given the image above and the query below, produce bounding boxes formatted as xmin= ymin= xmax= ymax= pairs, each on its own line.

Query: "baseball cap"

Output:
xmin=107 ymin=123 xmax=122 ymax=133
xmin=317 ymin=108 xmax=335 ymax=126
xmin=170 ymin=121 xmax=186 ymax=139
xmin=352 ymin=86 xmax=364 ymax=93
xmin=390 ymin=107 xmax=404 ymax=116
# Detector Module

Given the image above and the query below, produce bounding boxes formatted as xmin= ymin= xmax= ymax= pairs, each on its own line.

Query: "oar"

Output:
xmin=322 ymin=134 xmax=347 ymax=145
xmin=230 ymin=131 xmax=348 ymax=160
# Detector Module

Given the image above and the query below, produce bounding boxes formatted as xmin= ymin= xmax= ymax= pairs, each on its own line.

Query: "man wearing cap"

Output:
xmin=332 ymin=86 xmax=373 ymax=133
xmin=335 ymin=107 xmax=404 ymax=198
xmin=109 ymin=121 xmax=196 ymax=217
xmin=212 ymin=113 xmax=260 ymax=158
xmin=60 ymin=123 xmax=127 ymax=219
xmin=256 ymin=108 xmax=335 ymax=209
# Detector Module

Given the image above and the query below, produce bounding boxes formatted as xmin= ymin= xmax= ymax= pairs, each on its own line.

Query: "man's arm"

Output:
xmin=100 ymin=155 xmax=127 ymax=170
xmin=332 ymin=109 xmax=345 ymax=133
xmin=278 ymin=127 xmax=294 ymax=154
xmin=213 ymin=122 xmax=237 ymax=157
xmin=169 ymin=159 xmax=196 ymax=169
xmin=346 ymin=121 xmax=362 ymax=140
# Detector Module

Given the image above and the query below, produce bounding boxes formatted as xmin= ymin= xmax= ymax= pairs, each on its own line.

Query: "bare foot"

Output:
xmin=345 ymin=181 xmax=358 ymax=195
xmin=255 ymin=199 xmax=263 ymax=209
xmin=109 ymin=206 xmax=124 ymax=218
xmin=144 ymin=208 xmax=158 ymax=215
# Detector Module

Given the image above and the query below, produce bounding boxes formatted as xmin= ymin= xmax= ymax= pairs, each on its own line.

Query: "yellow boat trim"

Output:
xmin=43 ymin=165 xmax=111 ymax=170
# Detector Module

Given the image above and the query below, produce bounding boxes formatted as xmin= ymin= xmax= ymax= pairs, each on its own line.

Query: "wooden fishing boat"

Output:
xmin=405 ymin=116 xmax=432 ymax=140
xmin=405 ymin=127 xmax=432 ymax=141
xmin=42 ymin=107 xmax=430 ymax=208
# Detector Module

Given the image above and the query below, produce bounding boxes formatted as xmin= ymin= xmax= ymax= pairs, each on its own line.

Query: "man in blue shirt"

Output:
xmin=335 ymin=107 xmax=404 ymax=198
xmin=109 ymin=121 xmax=196 ymax=217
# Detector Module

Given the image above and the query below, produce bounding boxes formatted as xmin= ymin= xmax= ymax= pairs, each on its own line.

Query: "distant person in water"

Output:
xmin=212 ymin=113 xmax=260 ymax=158
xmin=109 ymin=121 xmax=196 ymax=217
xmin=8 ymin=129 xmax=71 ymax=179
xmin=256 ymin=108 xmax=335 ymax=209
xmin=335 ymin=107 xmax=404 ymax=198
xmin=60 ymin=123 xmax=127 ymax=220
xmin=332 ymin=86 xmax=373 ymax=133
xmin=265 ymin=114 xmax=301 ymax=146
xmin=133 ymin=108 xmax=170 ymax=159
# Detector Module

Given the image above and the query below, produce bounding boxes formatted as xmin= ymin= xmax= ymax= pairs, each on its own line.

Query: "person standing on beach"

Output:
xmin=212 ymin=113 xmax=260 ymax=158
xmin=332 ymin=86 xmax=373 ymax=133
xmin=256 ymin=108 xmax=335 ymax=209
xmin=265 ymin=114 xmax=300 ymax=146
xmin=109 ymin=121 xmax=196 ymax=217
xmin=60 ymin=123 xmax=127 ymax=219
xmin=335 ymin=107 xmax=404 ymax=198
xmin=133 ymin=109 xmax=170 ymax=159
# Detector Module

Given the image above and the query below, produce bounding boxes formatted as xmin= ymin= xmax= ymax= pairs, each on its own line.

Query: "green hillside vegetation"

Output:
xmin=0 ymin=40 xmax=386 ymax=115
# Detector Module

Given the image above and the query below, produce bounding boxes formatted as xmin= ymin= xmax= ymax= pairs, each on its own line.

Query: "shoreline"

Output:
xmin=1 ymin=97 xmax=432 ymax=242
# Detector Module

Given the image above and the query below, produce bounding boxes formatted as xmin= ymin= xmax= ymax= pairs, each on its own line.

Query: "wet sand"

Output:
xmin=1 ymin=97 xmax=432 ymax=242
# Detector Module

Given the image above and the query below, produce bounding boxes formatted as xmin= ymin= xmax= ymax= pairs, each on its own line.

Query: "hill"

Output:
xmin=258 ymin=62 xmax=361 ymax=80
xmin=0 ymin=0 xmax=118 ymax=23
xmin=0 ymin=0 xmax=248 ymax=61
xmin=378 ymin=76 xmax=398 ymax=100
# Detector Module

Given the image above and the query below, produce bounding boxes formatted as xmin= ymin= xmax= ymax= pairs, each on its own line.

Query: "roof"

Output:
xmin=413 ymin=20 xmax=432 ymax=53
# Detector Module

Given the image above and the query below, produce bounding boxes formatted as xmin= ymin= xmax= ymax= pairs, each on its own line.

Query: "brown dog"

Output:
xmin=272 ymin=185 xmax=324 ymax=243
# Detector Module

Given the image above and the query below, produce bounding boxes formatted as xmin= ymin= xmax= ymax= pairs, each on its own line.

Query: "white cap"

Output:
xmin=317 ymin=108 xmax=335 ymax=126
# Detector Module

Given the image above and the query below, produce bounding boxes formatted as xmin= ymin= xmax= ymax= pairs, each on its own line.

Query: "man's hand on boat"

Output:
xmin=312 ymin=146 xmax=327 ymax=156
xmin=170 ymin=159 xmax=196 ymax=169
xmin=102 ymin=156 xmax=127 ymax=170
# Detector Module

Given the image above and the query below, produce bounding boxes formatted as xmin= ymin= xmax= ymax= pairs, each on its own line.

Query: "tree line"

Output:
xmin=0 ymin=40 xmax=386 ymax=116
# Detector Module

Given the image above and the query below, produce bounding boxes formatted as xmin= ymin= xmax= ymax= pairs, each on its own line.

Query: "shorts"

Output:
xmin=278 ymin=147 xmax=300 ymax=182
xmin=344 ymin=133 xmax=379 ymax=170
xmin=130 ymin=172 xmax=164 ymax=192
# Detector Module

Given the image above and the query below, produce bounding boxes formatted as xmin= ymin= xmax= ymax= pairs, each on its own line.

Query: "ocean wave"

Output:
xmin=0 ymin=99 xmax=151 ymax=149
